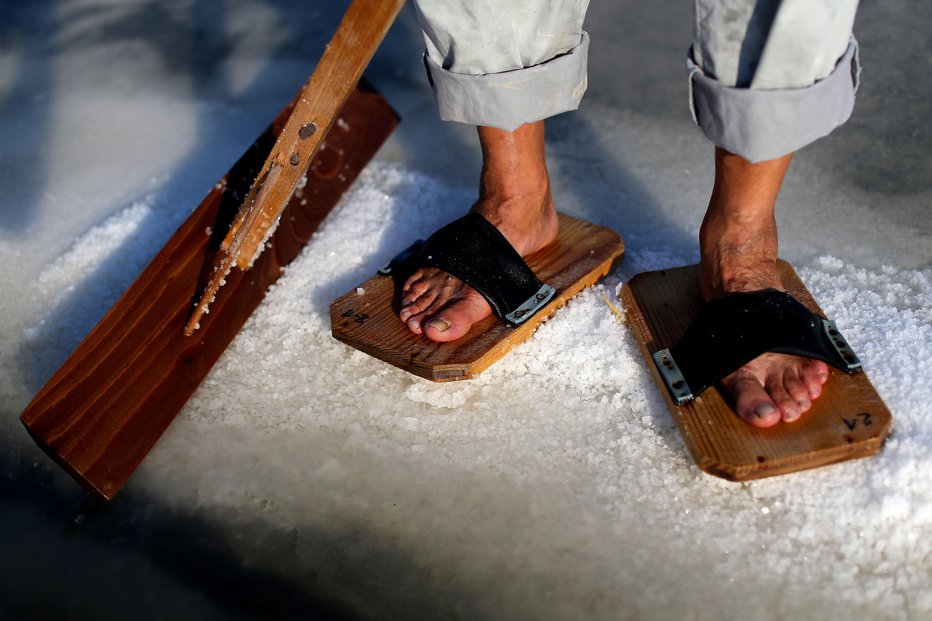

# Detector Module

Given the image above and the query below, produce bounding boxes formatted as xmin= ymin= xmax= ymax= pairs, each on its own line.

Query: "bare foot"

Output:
xmin=698 ymin=148 xmax=829 ymax=428
xmin=398 ymin=121 xmax=559 ymax=342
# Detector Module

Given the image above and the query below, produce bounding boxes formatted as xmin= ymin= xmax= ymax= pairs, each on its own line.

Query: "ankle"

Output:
xmin=479 ymin=167 xmax=550 ymax=204
xmin=699 ymin=229 xmax=781 ymax=297
xmin=699 ymin=212 xmax=781 ymax=298
xmin=698 ymin=148 xmax=792 ymax=299
xmin=471 ymin=188 xmax=557 ymax=256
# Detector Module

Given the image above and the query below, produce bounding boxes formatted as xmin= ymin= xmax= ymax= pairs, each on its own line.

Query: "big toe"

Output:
xmin=725 ymin=375 xmax=783 ymax=428
xmin=422 ymin=294 xmax=491 ymax=342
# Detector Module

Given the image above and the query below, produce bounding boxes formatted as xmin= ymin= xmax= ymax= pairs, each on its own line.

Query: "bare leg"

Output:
xmin=698 ymin=147 xmax=829 ymax=428
xmin=399 ymin=121 xmax=559 ymax=342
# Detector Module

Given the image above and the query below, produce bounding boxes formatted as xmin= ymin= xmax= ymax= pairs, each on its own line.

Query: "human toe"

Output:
xmin=782 ymin=369 xmax=812 ymax=413
xmin=422 ymin=310 xmax=470 ymax=342
xmin=405 ymin=314 xmax=425 ymax=334
xmin=761 ymin=373 xmax=805 ymax=422
xmin=402 ymin=269 xmax=427 ymax=294
xmin=801 ymin=360 xmax=830 ymax=398
xmin=726 ymin=375 xmax=783 ymax=428
xmin=399 ymin=289 xmax=438 ymax=322
xmin=422 ymin=296 xmax=489 ymax=343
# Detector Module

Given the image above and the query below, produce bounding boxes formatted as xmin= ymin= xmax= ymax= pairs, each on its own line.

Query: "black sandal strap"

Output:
xmin=653 ymin=290 xmax=862 ymax=404
xmin=379 ymin=213 xmax=555 ymax=326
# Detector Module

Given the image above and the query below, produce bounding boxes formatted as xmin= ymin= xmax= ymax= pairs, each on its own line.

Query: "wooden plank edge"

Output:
xmin=21 ymin=84 xmax=399 ymax=500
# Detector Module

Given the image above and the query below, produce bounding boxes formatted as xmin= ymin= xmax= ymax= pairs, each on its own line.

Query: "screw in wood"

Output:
xmin=299 ymin=123 xmax=317 ymax=139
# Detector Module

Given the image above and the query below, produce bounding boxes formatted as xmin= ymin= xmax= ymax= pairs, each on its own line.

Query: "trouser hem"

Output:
xmin=424 ymin=32 xmax=590 ymax=131
xmin=687 ymin=37 xmax=860 ymax=163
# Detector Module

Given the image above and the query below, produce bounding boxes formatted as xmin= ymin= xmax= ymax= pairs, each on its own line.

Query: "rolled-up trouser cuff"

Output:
xmin=687 ymin=37 xmax=860 ymax=163
xmin=424 ymin=32 xmax=590 ymax=131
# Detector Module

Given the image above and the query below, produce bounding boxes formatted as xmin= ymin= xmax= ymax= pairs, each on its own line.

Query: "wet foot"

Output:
xmin=399 ymin=121 xmax=558 ymax=342
xmin=698 ymin=148 xmax=829 ymax=428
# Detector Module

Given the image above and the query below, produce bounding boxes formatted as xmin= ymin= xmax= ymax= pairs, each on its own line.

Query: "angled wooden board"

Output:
xmin=186 ymin=0 xmax=405 ymax=332
xmin=620 ymin=260 xmax=892 ymax=481
xmin=331 ymin=215 xmax=624 ymax=381
xmin=20 ymin=85 xmax=399 ymax=500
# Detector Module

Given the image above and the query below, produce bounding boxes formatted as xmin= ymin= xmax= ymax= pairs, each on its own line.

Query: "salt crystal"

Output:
xmin=17 ymin=82 xmax=928 ymax=615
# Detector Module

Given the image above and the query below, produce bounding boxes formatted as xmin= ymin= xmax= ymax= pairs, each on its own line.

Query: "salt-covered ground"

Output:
xmin=1 ymin=1 xmax=930 ymax=620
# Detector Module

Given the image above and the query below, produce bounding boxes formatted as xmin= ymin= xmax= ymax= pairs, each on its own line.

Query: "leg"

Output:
xmin=689 ymin=0 xmax=860 ymax=427
xmin=698 ymin=148 xmax=829 ymax=427
xmin=403 ymin=1 xmax=590 ymax=341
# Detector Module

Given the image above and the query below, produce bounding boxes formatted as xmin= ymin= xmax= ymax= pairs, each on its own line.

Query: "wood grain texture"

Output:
xmin=331 ymin=215 xmax=624 ymax=381
xmin=20 ymin=85 xmax=399 ymax=500
xmin=620 ymin=260 xmax=892 ymax=481
xmin=185 ymin=0 xmax=405 ymax=334
xmin=229 ymin=0 xmax=405 ymax=267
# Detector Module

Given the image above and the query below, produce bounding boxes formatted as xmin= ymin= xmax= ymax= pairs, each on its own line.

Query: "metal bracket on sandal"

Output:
xmin=504 ymin=283 xmax=555 ymax=325
xmin=653 ymin=290 xmax=863 ymax=404
xmin=653 ymin=348 xmax=693 ymax=405
xmin=377 ymin=213 xmax=556 ymax=327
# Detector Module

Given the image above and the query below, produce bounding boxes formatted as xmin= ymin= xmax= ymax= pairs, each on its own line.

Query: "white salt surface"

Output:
xmin=1 ymin=1 xmax=930 ymax=620
xmin=142 ymin=160 xmax=927 ymax=620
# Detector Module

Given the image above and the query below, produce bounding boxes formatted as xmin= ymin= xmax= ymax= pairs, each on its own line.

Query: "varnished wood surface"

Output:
xmin=19 ymin=86 xmax=399 ymax=500
xmin=186 ymin=0 xmax=405 ymax=333
xmin=620 ymin=260 xmax=892 ymax=481
xmin=232 ymin=0 xmax=405 ymax=265
xmin=331 ymin=215 xmax=624 ymax=381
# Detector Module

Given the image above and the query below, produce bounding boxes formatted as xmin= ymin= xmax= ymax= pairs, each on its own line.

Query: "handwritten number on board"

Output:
xmin=342 ymin=309 xmax=369 ymax=324
xmin=843 ymin=412 xmax=873 ymax=430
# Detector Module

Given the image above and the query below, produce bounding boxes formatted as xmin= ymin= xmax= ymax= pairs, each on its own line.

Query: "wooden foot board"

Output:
xmin=20 ymin=85 xmax=399 ymax=500
xmin=620 ymin=260 xmax=892 ymax=481
xmin=331 ymin=215 xmax=624 ymax=381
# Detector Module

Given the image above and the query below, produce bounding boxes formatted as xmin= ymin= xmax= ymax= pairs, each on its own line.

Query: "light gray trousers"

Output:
xmin=412 ymin=0 xmax=860 ymax=163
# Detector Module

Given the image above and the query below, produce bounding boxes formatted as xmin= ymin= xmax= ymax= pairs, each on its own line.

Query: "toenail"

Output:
xmin=754 ymin=403 xmax=777 ymax=419
xmin=785 ymin=409 xmax=801 ymax=422
xmin=427 ymin=318 xmax=450 ymax=332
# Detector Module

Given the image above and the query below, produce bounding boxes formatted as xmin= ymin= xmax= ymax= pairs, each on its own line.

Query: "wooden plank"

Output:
xmin=620 ymin=260 xmax=892 ymax=481
xmin=186 ymin=0 xmax=405 ymax=334
xmin=20 ymin=85 xmax=399 ymax=500
xmin=331 ymin=215 xmax=624 ymax=381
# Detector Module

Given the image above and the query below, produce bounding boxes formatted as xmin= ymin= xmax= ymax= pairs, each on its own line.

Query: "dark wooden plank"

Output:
xmin=620 ymin=260 xmax=892 ymax=480
xmin=20 ymin=85 xmax=399 ymax=500
xmin=331 ymin=215 xmax=624 ymax=381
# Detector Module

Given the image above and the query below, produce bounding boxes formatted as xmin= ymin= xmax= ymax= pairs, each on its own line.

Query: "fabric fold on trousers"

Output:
xmin=687 ymin=37 xmax=860 ymax=163
xmin=422 ymin=32 xmax=590 ymax=131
